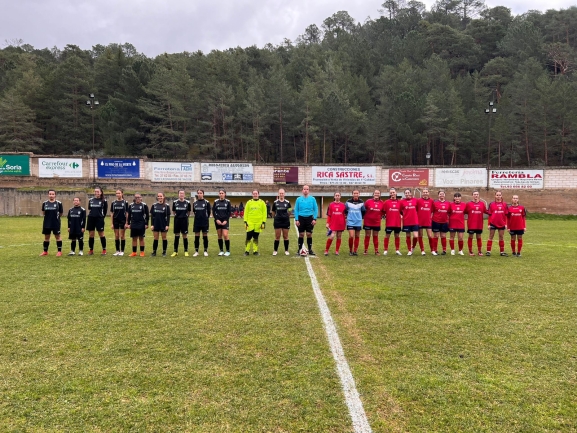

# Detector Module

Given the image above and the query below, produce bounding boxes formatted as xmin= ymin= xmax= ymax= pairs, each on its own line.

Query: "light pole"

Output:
xmin=426 ymin=151 xmax=431 ymax=166
xmin=86 ymin=93 xmax=99 ymax=183
xmin=485 ymin=98 xmax=496 ymax=167
xmin=86 ymin=93 xmax=99 ymax=154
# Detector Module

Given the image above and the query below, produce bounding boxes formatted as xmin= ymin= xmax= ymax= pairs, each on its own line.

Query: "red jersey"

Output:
xmin=400 ymin=198 xmax=419 ymax=226
xmin=383 ymin=199 xmax=402 ymax=227
xmin=417 ymin=197 xmax=434 ymax=227
xmin=448 ymin=202 xmax=466 ymax=230
xmin=363 ymin=199 xmax=384 ymax=227
xmin=326 ymin=201 xmax=346 ymax=231
xmin=465 ymin=200 xmax=487 ymax=231
xmin=432 ymin=200 xmax=450 ymax=224
xmin=507 ymin=205 xmax=526 ymax=231
xmin=488 ymin=201 xmax=508 ymax=228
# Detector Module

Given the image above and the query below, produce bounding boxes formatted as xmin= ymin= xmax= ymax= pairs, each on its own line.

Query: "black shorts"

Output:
xmin=274 ymin=219 xmax=291 ymax=230
xmin=432 ymin=221 xmax=449 ymax=233
xmin=193 ymin=223 xmax=209 ymax=233
xmin=402 ymin=225 xmax=419 ymax=233
xmin=87 ymin=216 xmax=105 ymax=232
xmin=214 ymin=219 xmax=230 ymax=230
xmin=490 ymin=224 xmax=506 ymax=231
xmin=130 ymin=228 xmax=146 ymax=238
xmin=467 ymin=229 xmax=483 ymax=235
xmin=363 ymin=225 xmax=381 ymax=232
xmin=68 ymin=232 xmax=84 ymax=240
xmin=347 ymin=225 xmax=362 ymax=231
xmin=152 ymin=227 xmax=168 ymax=233
xmin=509 ymin=230 xmax=525 ymax=236
xmin=42 ymin=227 xmax=61 ymax=235
xmin=297 ymin=216 xmax=315 ymax=233
xmin=385 ymin=226 xmax=401 ymax=234
xmin=420 ymin=225 xmax=432 ymax=230
xmin=113 ymin=219 xmax=126 ymax=230
xmin=449 ymin=228 xmax=465 ymax=233
xmin=173 ymin=218 xmax=189 ymax=234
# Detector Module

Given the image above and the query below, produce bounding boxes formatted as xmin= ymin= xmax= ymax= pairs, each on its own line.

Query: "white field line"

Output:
xmin=295 ymin=218 xmax=372 ymax=433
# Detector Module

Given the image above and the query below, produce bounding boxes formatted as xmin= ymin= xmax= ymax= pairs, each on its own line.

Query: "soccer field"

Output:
xmin=1 ymin=217 xmax=576 ymax=432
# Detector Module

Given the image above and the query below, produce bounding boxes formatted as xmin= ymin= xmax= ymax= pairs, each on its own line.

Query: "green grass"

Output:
xmin=1 ymin=217 xmax=576 ymax=432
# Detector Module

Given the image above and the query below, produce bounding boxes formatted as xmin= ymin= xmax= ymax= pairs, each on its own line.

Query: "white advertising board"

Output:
xmin=200 ymin=163 xmax=253 ymax=182
xmin=312 ymin=166 xmax=377 ymax=185
xmin=150 ymin=162 xmax=194 ymax=182
xmin=489 ymin=169 xmax=544 ymax=189
xmin=434 ymin=168 xmax=487 ymax=188
xmin=38 ymin=158 xmax=83 ymax=178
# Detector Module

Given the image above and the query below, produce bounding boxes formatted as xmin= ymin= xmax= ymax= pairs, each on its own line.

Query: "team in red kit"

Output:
xmin=39 ymin=187 xmax=527 ymax=257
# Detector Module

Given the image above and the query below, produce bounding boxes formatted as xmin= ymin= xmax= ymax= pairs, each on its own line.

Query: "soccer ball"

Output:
xmin=300 ymin=248 xmax=308 ymax=257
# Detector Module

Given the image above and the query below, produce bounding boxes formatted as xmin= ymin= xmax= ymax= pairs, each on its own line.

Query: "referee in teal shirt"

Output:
xmin=294 ymin=185 xmax=318 ymax=255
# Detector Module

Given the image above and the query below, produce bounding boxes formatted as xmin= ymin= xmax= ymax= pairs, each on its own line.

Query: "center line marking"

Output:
xmin=295 ymin=217 xmax=372 ymax=432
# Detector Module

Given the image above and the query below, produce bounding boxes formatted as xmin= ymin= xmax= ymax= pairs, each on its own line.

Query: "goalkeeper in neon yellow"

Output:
xmin=243 ymin=190 xmax=267 ymax=255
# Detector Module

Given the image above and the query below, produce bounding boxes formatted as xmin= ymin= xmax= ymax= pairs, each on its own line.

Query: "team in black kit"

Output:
xmin=41 ymin=188 xmax=298 ymax=258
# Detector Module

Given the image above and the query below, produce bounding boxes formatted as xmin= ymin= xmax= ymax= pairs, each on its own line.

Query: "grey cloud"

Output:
xmin=2 ymin=0 xmax=576 ymax=57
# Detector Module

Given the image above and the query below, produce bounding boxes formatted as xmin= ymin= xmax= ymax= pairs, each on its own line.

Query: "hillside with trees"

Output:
xmin=1 ymin=1 xmax=576 ymax=166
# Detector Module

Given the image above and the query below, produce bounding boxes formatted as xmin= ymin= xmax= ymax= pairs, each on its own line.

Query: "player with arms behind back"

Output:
xmin=171 ymin=190 xmax=191 ymax=257
xmin=486 ymin=190 xmax=509 ymax=256
xmin=213 ymin=189 xmax=232 ymax=256
xmin=400 ymin=189 xmax=419 ymax=256
xmin=325 ymin=192 xmax=346 ymax=256
xmin=465 ymin=190 xmax=487 ymax=256
xmin=383 ymin=188 xmax=402 ymax=255
xmin=363 ymin=190 xmax=384 ymax=255
xmin=345 ymin=190 xmax=365 ymax=256
xmin=110 ymin=188 xmax=128 ymax=256
xmin=507 ymin=195 xmax=527 ymax=257
xmin=40 ymin=189 xmax=64 ymax=256
xmin=67 ymin=197 xmax=86 ymax=256
xmin=272 ymin=189 xmax=292 ymax=256
xmin=416 ymin=188 xmax=434 ymax=255
xmin=448 ymin=192 xmax=466 ymax=255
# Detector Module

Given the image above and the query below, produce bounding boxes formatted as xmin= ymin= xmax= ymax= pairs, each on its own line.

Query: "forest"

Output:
xmin=1 ymin=0 xmax=576 ymax=167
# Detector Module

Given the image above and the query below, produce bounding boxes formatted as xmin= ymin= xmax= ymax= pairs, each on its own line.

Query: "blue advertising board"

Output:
xmin=97 ymin=159 xmax=140 ymax=178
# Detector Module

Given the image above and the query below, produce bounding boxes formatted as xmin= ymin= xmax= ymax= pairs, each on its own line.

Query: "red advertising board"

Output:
xmin=388 ymin=169 xmax=429 ymax=187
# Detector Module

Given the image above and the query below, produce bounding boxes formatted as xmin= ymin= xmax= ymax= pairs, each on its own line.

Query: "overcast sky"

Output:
xmin=2 ymin=0 xmax=575 ymax=57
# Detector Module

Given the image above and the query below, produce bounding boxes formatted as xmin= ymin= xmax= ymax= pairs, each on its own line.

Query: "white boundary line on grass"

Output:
xmin=295 ymin=219 xmax=373 ymax=433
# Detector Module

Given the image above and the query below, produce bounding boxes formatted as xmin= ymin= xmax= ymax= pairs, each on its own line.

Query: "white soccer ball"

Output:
xmin=300 ymin=248 xmax=308 ymax=256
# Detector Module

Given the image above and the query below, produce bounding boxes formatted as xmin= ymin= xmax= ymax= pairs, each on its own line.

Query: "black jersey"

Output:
xmin=67 ymin=206 xmax=86 ymax=233
xmin=42 ymin=200 xmax=63 ymax=229
xmin=88 ymin=197 xmax=108 ymax=218
xmin=213 ymin=199 xmax=232 ymax=221
xmin=272 ymin=199 xmax=291 ymax=223
xmin=150 ymin=203 xmax=171 ymax=228
xmin=110 ymin=199 xmax=128 ymax=222
xmin=172 ymin=199 xmax=191 ymax=219
xmin=192 ymin=199 xmax=211 ymax=225
xmin=127 ymin=202 xmax=149 ymax=229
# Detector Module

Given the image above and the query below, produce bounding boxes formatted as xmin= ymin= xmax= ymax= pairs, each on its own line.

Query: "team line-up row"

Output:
xmin=39 ymin=185 xmax=527 ymax=258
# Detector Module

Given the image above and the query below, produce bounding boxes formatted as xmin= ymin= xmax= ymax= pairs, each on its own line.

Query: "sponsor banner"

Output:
xmin=39 ymin=158 xmax=83 ymax=178
xmin=274 ymin=166 xmax=299 ymax=184
xmin=490 ymin=169 xmax=544 ymax=189
xmin=0 ymin=155 xmax=30 ymax=176
xmin=389 ymin=169 xmax=429 ymax=187
xmin=97 ymin=158 xmax=140 ymax=178
xmin=312 ymin=166 xmax=377 ymax=185
xmin=150 ymin=162 xmax=194 ymax=182
xmin=200 ymin=162 xmax=253 ymax=182
xmin=435 ymin=168 xmax=487 ymax=188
